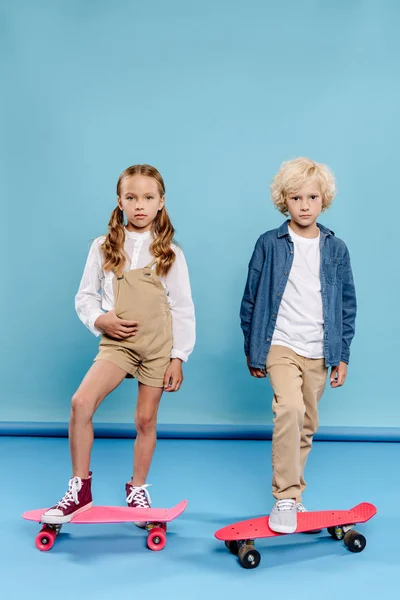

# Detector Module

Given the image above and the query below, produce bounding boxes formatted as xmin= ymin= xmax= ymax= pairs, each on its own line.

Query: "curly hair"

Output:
xmin=270 ymin=157 xmax=336 ymax=216
xmin=101 ymin=164 xmax=176 ymax=277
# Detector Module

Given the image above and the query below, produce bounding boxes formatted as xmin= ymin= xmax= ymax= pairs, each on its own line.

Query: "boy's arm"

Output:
xmin=340 ymin=246 xmax=357 ymax=364
xmin=240 ymin=236 xmax=265 ymax=357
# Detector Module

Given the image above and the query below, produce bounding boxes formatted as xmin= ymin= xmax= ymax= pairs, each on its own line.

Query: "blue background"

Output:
xmin=1 ymin=0 xmax=399 ymax=432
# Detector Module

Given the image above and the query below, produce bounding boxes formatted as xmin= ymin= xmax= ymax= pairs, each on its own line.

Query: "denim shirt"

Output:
xmin=240 ymin=220 xmax=357 ymax=369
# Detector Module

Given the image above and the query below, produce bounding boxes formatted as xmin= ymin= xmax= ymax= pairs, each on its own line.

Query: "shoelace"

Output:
xmin=276 ymin=499 xmax=296 ymax=512
xmin=296 ymin=502 xmax=307 ymax=513
xmin=126 ymin=484 xmax=152 ymax=508
xmin=56 ymin=477 xmax=82 ymax=509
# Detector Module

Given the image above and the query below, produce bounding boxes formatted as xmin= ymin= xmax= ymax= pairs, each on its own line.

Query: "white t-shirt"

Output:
xmin=271 ymin=225 xmax=324 ymax=358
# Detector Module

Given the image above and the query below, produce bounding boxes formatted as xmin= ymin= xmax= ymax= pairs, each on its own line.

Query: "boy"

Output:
xmin=240 ymin=157 xmax=356 ymax=533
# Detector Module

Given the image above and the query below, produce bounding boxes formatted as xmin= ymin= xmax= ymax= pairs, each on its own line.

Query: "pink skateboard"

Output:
xmin=23 ymin=500 xmax=187 ymax=552
xmin=215 ymin=502 xmax=377 ymax=569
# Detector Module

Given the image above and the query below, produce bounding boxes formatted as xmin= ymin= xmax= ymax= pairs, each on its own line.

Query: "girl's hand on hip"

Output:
xmin=164 ymin=358 xmax=184 ymax=392
xmin=247 ymin=356 xmax=267 ymax=378
xmin=330 ymin=362 xmax=347 ymax=388
xmin=95 ymin=311 xmax=139 ymax=340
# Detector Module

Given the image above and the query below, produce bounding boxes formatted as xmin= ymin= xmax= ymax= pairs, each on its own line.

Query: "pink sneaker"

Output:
xmin=41 ymin=473 xmax=93 ymax=524
xmin=125 ymin=483 xmax=152 ymax=528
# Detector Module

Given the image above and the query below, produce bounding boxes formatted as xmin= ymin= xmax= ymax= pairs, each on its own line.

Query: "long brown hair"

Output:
xmin=101 ymin=164 xmax=176 ymax=277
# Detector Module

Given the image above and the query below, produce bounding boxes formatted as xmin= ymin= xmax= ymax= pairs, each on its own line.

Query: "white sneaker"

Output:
xmin=268 ymin=499 xmax=297 ymax=533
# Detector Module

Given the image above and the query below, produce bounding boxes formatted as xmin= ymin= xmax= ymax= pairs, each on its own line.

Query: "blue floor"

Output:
xmin=1 ymin=436 xmax=398 ymax=599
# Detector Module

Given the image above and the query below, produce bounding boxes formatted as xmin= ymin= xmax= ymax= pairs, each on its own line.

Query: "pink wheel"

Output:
xmin=35 ymin=527 xmax=56 ymax=551
xmin=147 ymin=527 xmax=167 ymax=551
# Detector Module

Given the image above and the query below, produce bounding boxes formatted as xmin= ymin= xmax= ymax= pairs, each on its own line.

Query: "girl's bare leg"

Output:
xmin=69 ymin=360 xmax=127 ymax=478
xmin=131 ymin=382 xmax=163 ymax=485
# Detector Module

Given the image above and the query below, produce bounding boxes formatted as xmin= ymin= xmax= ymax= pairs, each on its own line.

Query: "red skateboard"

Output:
xmin=215 ymin=502 xmax=377 ymax=569
xmin=23 ymin=500 xmax=187 ymax=552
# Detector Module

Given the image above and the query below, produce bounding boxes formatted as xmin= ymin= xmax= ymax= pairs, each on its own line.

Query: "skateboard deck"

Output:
xmin=215 ymin=502 xmax=377 ymax=569
xmin=23 ymin=500 xmax=187 ymax=552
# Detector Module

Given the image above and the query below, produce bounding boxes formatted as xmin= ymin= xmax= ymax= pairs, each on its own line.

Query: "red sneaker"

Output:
xmin=41 ymin=473 xmax=93 ymax=524
xmin=125 ymin=483 xmax=152 ymax=528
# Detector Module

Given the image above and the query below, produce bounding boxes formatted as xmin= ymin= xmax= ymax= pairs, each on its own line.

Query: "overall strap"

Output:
xmin=113 ymin=268 xmax=125 ymax=279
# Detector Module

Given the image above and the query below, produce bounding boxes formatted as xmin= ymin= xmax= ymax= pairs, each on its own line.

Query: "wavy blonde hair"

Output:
xmin=270 ymin=157 xmax=336 ymax=216
xmin=101 ymin=164 xmax=176 ymax=277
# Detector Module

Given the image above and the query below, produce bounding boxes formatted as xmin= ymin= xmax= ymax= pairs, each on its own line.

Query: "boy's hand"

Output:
xmin=163 ymin=358 xmax=184 ymax=392
xmin=247 ymin=356 xmax=267 ymax=378
xmin=330 ymin=362 xmax=347 ymax=388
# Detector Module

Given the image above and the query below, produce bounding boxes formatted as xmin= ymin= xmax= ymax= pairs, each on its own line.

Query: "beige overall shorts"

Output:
xmin=95 ymin=260 xmax=173 ymax=387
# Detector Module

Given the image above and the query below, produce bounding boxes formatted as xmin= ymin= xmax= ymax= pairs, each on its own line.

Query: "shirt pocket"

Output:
xmin=324 ymin=258 xmax=343 ymax=285
xmin=103 ymin=271 xmax=115 ymax=298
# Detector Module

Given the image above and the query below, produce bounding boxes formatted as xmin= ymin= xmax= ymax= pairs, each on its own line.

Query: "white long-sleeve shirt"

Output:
xmin=75 ymin=229 xmax=196 ymax=363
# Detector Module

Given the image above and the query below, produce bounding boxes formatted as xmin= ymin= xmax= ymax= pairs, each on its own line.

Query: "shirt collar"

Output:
xmin=277 ymin=219 xmax=334 ymax=238
xmin=124 ymin=228 xmax=152 ymax=240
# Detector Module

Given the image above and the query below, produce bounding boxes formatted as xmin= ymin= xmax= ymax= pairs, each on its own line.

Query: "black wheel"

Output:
xmin=225 ymin=540 xmax=239 ymax=555
xmin=344 ymin=530 xmax=366 ymax=553
xmin=328 ymin=526 xmax=343 ymax=540
xmin=238 ymin=544 xmax=261 ymax=569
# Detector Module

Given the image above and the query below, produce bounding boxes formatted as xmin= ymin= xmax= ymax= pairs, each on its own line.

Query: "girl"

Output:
xmin=42 ymin=164 xmax=195 ymax=526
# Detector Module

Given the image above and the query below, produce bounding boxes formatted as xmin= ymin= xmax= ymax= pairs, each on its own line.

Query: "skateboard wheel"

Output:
xmin=147 ymin=527 xmax=167 ymax=551
xmin=35 ymin=527 xmax=56 ymax=551
xmin=328 ymin=526 xmax=344 ymax=540
xmin=225 ymin=540 xmax=239 ymax=555
xmin=238 ymin=544 xmax=261 ymax=569
xmin=344 ymin=530 xmax=366 ymax=553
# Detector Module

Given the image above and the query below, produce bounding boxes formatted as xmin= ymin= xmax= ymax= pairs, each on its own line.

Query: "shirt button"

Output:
xmin=284 ymin=272 xmax=288 ymax=276
xmin=290 ymin=250 xmax=294 ymax=254
xmin=272 ymin=314 xmax=276 ymax=319
xmin=267 ymin=338 xmax=271 ymax=342
xmin=277 ymin=293 xmax=281 ymax=297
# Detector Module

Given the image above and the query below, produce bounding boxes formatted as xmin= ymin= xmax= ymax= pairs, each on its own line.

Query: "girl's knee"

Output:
xmin=71 ymin=392 xmax=96 ymax=420
xmin=135 ymin=412 xmax=157 ymax=435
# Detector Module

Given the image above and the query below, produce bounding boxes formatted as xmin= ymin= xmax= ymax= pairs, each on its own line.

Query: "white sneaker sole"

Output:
xmin=41 ymin=502 xmax=93 ymax=524
xmin=268 ymin=518 xmax=297 ymax=534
